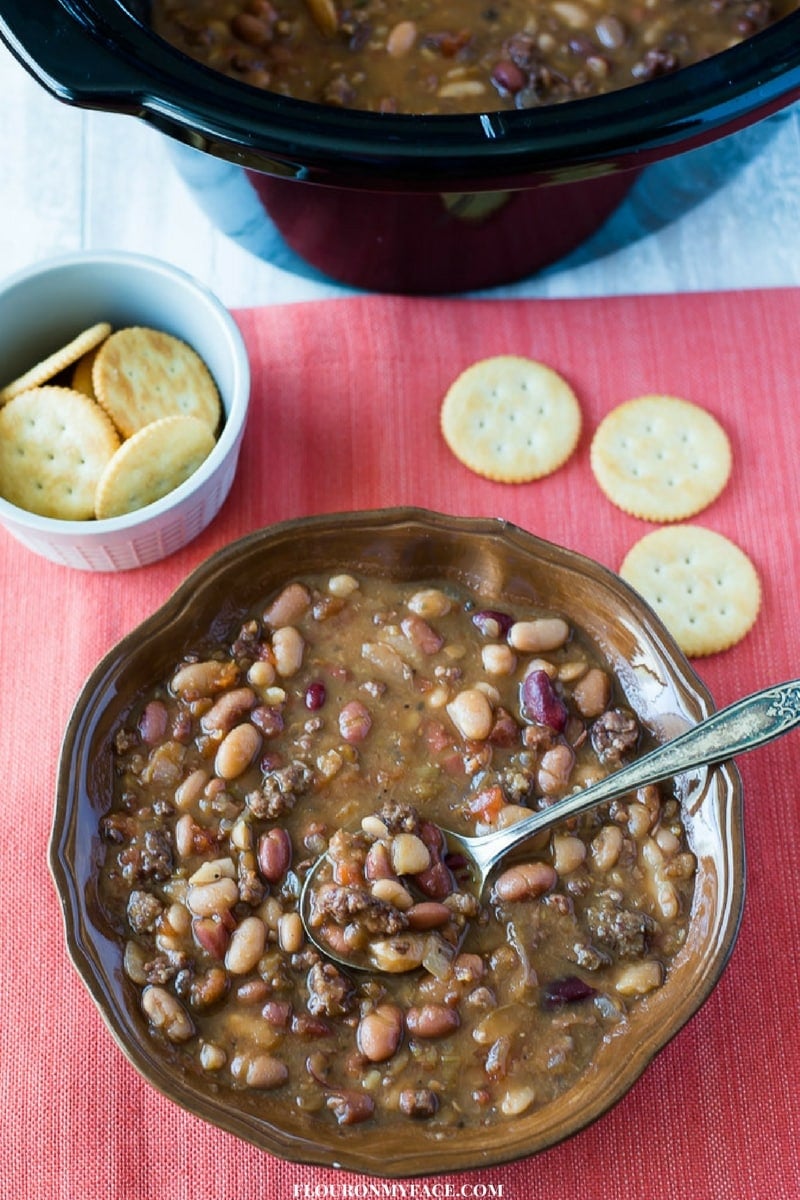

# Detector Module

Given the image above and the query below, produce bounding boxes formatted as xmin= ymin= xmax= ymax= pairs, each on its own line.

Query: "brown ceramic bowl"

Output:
xmin=51 ymin=508 xmax=744 ymax=1175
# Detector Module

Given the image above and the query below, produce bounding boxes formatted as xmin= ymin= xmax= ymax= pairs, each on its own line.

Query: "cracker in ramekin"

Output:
xmin=0 ymin=323 xmax=111 ymax=405
xmin=93 ymin=326 xmax=221 ymax=438
xmin=0 ymin=385 xmax=120 ymax=519
xmin=94 ymin=414 xmax=216 ymax=519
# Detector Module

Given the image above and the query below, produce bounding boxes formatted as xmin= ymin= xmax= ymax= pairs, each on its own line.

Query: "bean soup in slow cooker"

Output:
xmin=151 ymin=0 xmax=798 ymax=113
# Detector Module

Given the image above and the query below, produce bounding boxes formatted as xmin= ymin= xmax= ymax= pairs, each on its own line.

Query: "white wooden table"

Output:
xmin=3 ymin=41 xmax=800 ymax=307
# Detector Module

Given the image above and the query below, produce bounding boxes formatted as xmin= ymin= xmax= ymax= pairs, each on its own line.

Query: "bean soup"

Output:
xmin=151 ymin=0 xmax=798 ymax=114
xmin=99 ymin=571 xmax=696 ymax=1129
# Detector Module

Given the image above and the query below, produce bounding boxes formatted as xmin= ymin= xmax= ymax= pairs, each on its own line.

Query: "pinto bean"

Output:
xmin=552 ymin=834 xmax=587 ymax=875
xmin=493 ymin=862 xmax=557 ymax=903
xmin=339 ymin=699 xmax=372 ymax=742
xmin=357 ymin=1003 xmax=404 ymax=1061
xmin=263 ymin=582 xmax=311 ymax=628
xmin=591 ymin=824 xmax=624 ymax=872
xmin=401 ymin=614 xmax=444 ymax=655
xmin=174 ymin=767 xmax=208 ymax=811
xmin=572 ymin=668 xmax=612 ymax=718
xmin=201 ymin=687 xmax=256 ymax=733
xmin=405 ymin=1003 xmax=460 ymax=1039
xmin=171 ymin=659 xmax=238 ymax=700
xmin=245 ymin=1054 xmax=290 ymax=1089
xmin=537 ymin=743 xmax=575 ymax=796
xmin=386 ymin=19 xmax=418 ymax=56
xmin=327 ymin=1089 xmax=375 ymax=1125
xmin=407 ymin=902 xmax=451 ymax=930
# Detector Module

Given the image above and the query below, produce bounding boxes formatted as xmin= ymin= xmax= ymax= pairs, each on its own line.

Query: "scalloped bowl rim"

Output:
xmin=50 ymin=508 xmax=745 ymax=1175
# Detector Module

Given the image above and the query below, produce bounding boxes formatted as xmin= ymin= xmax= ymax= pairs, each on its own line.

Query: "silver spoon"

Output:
xmin=299 ymin=677 xmax=800 ymax=970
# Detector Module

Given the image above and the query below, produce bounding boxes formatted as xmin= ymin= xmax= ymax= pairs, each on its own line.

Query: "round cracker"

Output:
xmin=93 ymin=326 xmax=221 ymax=438
xmin=620 ymin=525 xmax=761 ymax=657
xmin=440 ymin=355 xmax=582 ymax=483
xmin=0 ymin=386 xmax=120 ymax=520
xmin=0 ymin=322 xmax=111 ymax=405
xmin=590 ymin=394 xmax=732 ymax=521
xmin=71 ymin=345 xmax=102 ymax=399
xmin=94 ymin=415 xmax=216 ymax=519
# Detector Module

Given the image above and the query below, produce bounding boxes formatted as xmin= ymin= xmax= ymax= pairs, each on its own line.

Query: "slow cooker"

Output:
xmin=3 ymin=0 xmax=800 ymax=292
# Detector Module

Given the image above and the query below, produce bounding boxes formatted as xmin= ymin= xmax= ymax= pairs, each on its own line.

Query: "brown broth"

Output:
xmin=152 ymin=0 xmax=798 ymax=114
xmin=99 ymin=572 xmax=695 ymax=1129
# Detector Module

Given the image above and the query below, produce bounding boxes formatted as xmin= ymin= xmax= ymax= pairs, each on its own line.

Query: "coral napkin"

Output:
xmin=3 ymin=290 xmax=799 ymax=1200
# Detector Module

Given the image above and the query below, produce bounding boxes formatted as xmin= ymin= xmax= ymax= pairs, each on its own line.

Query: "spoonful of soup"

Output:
xmin=300 ymin=677 xmax=800 ymax=974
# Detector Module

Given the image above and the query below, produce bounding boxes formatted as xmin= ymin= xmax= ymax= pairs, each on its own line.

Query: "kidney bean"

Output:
xmin=193 ymin=916 xmax=231 ymax=959
xmin=257 ymin=827 xmax=292 ymax=883
xmin=491 ymin=59 xmax=527 ymax=93
xmin=542 ymin=975 xmax=598 ymax=1008
xmin=493 ymin=862 xmax=557 ymax=903
xmin=520 ymin=670 xmax=568 ymax=732
xmin=139 ymin=700 xmax=169 ymax=745
xmin=357 ymin=1003 xmax=404 ymax=1061
xmin=305 ymin=681 xmax=327 ymax=710
xmin=415 ymin=861 xmax=454 ymax=899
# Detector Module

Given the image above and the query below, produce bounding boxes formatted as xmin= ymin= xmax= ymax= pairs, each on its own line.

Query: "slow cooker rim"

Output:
xmin=7 ymin=0 xmax=800 ymax=184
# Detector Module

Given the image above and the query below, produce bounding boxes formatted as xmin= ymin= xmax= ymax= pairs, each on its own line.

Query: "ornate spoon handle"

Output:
xmin=466 ymin=679 xmax=800 ymax=880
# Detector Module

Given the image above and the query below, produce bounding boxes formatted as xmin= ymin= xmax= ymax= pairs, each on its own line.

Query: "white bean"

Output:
xmin=214 ymin=722 xmax=261 ymax=780
xmin=225 ymin=916 xmax=267 ymax=974
xmin=142 ymin=985 xmax=194 ymax=1042
xmin=187 ymin=876 xmax=239 ymax=917
xmin=272 ymin=626 xmax=305 ymax=677
xmin=447 ymin=688 xmax=493 ymax=740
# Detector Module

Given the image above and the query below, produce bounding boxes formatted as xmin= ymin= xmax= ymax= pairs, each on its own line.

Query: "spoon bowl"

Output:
xmin=300 ymin=677 xmax=800 ymax=973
